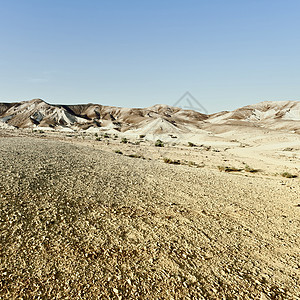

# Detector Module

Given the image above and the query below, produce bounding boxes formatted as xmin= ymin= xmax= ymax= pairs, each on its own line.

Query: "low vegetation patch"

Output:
xmin=163 ymin=158 xmax=181 ymax=165
xmin=128 ymin=154 xmax=144 ymax=159
xmin=200 ymin=145 xmax=211 ymax=151
xmin=163 ymin=158 xmax=203 ymax=168
xmin=281 ymin=172 xmax=297 ymax=178
xmin=115 ymin=150 xmax=123 ymax=155
xmin=188 ymin=142 xmax=196 ymax=147
xmin=218 ymin=166 xmax=242 ymax=172
xmin=121 ymin=137 xmax=128 ymax=144
xmin=95 ymin=137 xmax=101 ymax=141
xmin=155 ymin=139 xmax=164 ymax=147
xmin=244 ymin=165 xmax=259 ymax=173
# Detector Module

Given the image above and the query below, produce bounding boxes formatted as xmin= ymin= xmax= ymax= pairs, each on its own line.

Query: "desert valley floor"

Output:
xmin=0 ymin=128 xmax=299 ymax=299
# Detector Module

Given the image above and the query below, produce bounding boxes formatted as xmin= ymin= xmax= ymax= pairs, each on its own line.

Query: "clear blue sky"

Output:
xmin=0 ymin=0 xmax=299 ymax=113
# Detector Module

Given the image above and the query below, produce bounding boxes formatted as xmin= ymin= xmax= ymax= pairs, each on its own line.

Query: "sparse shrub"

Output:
xmin=121 ymin=137 xmax=128 ymax=144
xmin=188 ymin=161 xmax=196 ymax=166
xmin=218 ymin=166 xmax=242 ymax=172
xmin=128 ymin=154 xmax=143 ymax=159
xmin=281 ymin=172 xmax=297 ymax=178
xmin=115 ymin=150 xmax=123 ymax=155
xmin=139 ymin=134 xmax=145 ymax=138
xmin=155 ymin=139 xmax=164 ymax=147
xmin=163 ymin=158 xmax=172 ymax=164
xmin=103 ymin=133 xmax=109 ymax=138
xmin=188 ymin=142 xmax=196 ymax=147
xmin=244 ymin=165 xmax=259 ymax=173
xmin=163 ymin=158 xmax=180 ymax=165
xmin=200 ymin=145 xmax=211 ymax=151
xmin=95 ymin=133 xmax=98 ymax=137
xmin=95 ymin=137 xmax=101 ymax=141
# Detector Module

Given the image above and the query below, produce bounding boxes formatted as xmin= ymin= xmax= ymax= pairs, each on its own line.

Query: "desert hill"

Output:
xmin=0 ymin=99 xmax=299 ymax=134
xmin=209 ymin=101 xmax=300 ymax=132
xmin=0 ymin=99 xmax=207 ymax=132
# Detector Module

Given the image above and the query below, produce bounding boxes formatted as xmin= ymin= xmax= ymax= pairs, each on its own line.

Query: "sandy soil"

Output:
xmin=0 ymin=130 xmax=299 ymax=299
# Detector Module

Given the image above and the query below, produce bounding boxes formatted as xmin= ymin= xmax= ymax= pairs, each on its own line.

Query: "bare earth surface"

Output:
xmin=0 ymin=133 xmax=299 ymax=299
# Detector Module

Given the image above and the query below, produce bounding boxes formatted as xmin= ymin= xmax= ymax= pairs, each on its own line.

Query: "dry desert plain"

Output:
xmin=0 ymin=127 xmax=299 ymax=299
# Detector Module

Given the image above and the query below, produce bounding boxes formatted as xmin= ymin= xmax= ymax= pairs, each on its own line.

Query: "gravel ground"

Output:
xmin=0 ymin=136 xmax=299 ymax=299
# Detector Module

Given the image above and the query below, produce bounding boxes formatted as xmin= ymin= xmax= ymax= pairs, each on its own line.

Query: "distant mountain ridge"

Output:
xmin=0 ymin=99 xmax=207 ymax=133
xmin=0 ymin=99 xmax=299 ymax=133
xmin=208 ymin=101 xmax=300 ymax=132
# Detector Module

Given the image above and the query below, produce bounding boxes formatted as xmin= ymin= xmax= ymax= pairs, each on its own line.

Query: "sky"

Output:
xmin=0 ymin=0 xmax=300 ymax=113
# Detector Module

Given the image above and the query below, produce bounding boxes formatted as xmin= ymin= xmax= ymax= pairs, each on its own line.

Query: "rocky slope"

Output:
xmin=0 ymin=137 xmax=299 ymax=299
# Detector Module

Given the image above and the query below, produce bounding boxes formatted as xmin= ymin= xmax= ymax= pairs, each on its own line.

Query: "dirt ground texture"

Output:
xmin=0 ymin=132 xmax=299 ymax=299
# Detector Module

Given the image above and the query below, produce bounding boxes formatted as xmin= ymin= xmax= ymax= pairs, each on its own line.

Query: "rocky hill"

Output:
xmin=209 ymin=101 xmax=300 ymax=132
xmin=0 ymin=99 xmax=207 ymax=133
xmin=0 ymin=99 xmax=299 ymax=133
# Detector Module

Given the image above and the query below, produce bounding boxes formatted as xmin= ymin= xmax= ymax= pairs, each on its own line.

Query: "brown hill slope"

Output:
xmin=0 ymin=99 xmax=299 ymax=133
xmin=209 ymin=100 xmax=300 ymax=132
xmin=0 ymin=99 xmax=207 ymax=132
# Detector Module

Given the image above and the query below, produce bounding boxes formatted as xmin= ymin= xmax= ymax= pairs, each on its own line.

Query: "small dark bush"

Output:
xmin=163 ymin=158 xmax=180 ymax=165
xmin=155 ymin=139 xmax=164 ymax=147
xmin=218 ymin=166 xmax=242 ymax=172
xmin=244 ymin=165 xmax=259 ymax=173
xmin=281 ymin=172 xmax=297 ymax=178
xmin=128 ymin=154 xmax=143 ymax=158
